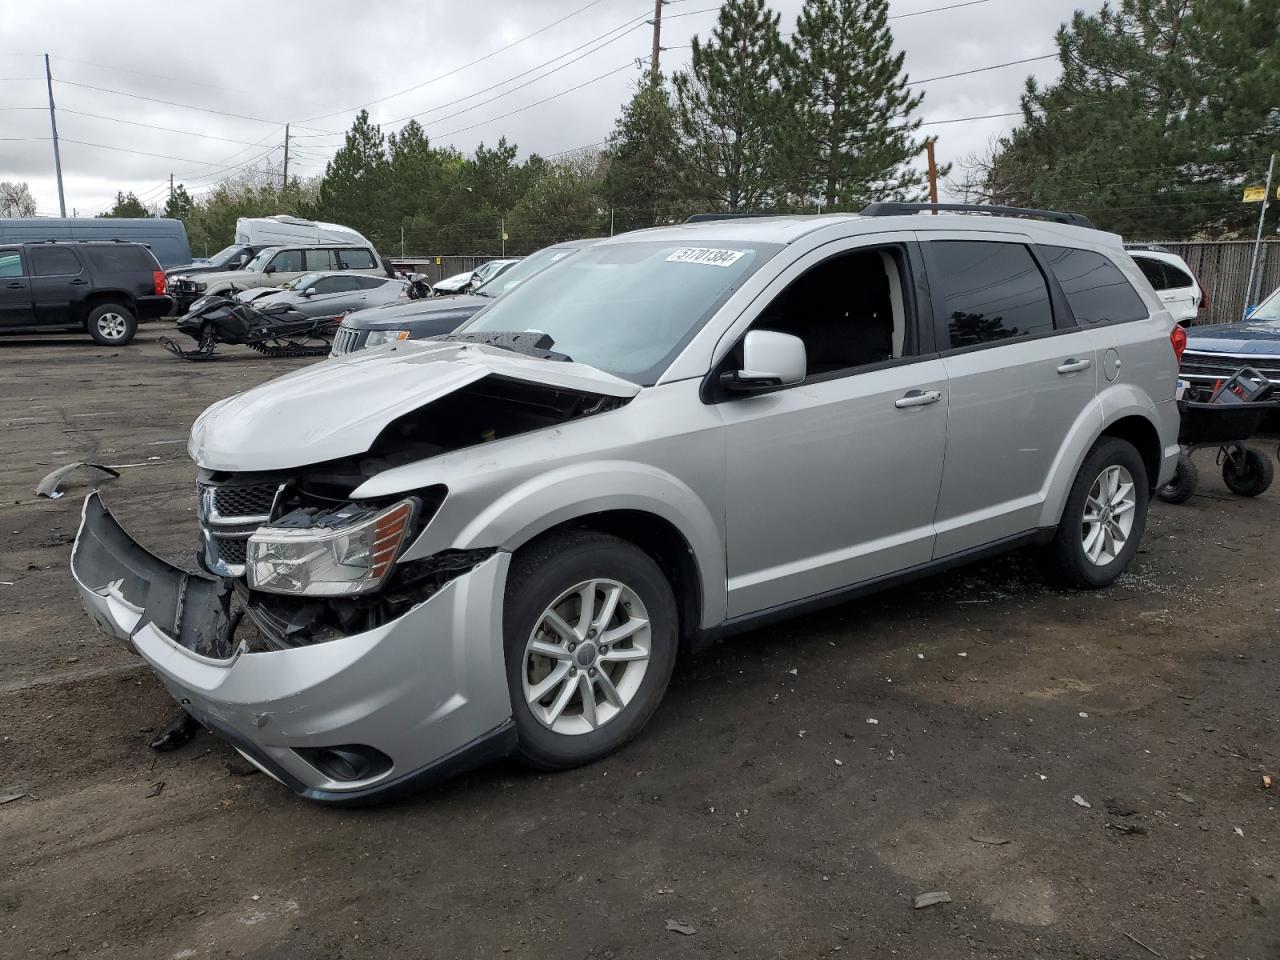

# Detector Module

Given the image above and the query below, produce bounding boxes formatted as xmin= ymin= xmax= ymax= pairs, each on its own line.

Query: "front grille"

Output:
xmin=1181 ymin=350 xmax=1280 ymax=383
xmin=330 ymin=326 xmax=365 ymax=357
xmin=216 ymin=537 xmax=247 ymax=566
xmin=201 ymin=482 xmax=278 ymax=518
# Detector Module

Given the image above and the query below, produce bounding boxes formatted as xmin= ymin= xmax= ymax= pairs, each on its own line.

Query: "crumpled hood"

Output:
xmin=1186 ymin=317 xmax=1280 ymax=354
xmin=189 ymin=340 xmax=640 ymax=472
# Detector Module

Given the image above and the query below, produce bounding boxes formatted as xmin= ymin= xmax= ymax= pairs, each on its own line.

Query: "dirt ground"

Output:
xmin=2 ymin=327 xmax=1278 ymax=960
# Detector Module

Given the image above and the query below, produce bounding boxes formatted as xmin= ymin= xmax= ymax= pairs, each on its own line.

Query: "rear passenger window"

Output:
xmin=83 ymin=245 xmax=155 ymax=273
xmin=30 ymin=246 xmax=82 ymax=276
xmin=1162 ymin=261 xmax=1194 ymax=289
xmin=930 ymin=240 xmax=1054 ymax=348
xmin=305 ymin=248 xmax=335 ymax=271
xmin=1133 ymin=257 xmax=1168 ymax=290
xmin=338 ymin=248 xmax=376 ymax=270
xmin=0 ymin=250 xmax=25 ymax=277
xmin=1041 ymin=245 xmax=1148 ymax=325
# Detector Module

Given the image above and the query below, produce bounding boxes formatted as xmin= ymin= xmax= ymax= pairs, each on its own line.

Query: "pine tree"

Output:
xmin=317 ymin=110 xmax=390 ymax=243
xmin=603 ymin=77 xmax=687 ymax=230
xmin=97 ymin=192 xmax=150 ymax=218
xmin=163 ymin=183 xmax=194 ymax=221
xmin=672 ymin=0 xmax=789 ymax=211
xmin=780 ymin=0 xmax=928 ymax=210
xmin=980 ymin=0 xmax=1280 ymax=238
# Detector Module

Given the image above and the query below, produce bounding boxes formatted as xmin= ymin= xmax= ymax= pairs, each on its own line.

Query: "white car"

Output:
xmin=1127 ymin=246 xmax=1205 ymax=326
xmin=433 ymin=258 xmax=520 ymax=295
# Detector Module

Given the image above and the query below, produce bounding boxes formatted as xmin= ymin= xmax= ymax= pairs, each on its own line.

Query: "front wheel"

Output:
xmin=87 ymin=303 xmax=137 ymax=346
xmin=503 ymin=531 xmax=678 ymax=771
xmin=1222 ymin=447 xmax=1274 ymax=497
xmin=1047 ymin=437 xmax=1150 ymax=588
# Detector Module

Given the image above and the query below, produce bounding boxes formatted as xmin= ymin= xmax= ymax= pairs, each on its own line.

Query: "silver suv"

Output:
xmin=72 ymin=205 xmax=1182 ymax=802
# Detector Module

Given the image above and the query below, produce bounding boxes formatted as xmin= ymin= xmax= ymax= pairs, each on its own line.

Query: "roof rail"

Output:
xmin=859 ymin=202 xmax=1094 ymax=229
xmin=684 ymin=212 xmax=788 ymax=223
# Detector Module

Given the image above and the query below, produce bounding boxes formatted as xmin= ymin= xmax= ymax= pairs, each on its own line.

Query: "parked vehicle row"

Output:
xmin=72 ymin=204 xmax=1182 ymax=802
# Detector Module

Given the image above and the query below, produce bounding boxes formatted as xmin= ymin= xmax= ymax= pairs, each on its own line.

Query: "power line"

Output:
xmin=296 ymin=0 xmax=621 ymax=124
xmin=912 ymin=53 xmax=1056 ymax=85
xmin=57 ymin=108 xmax=268 ymax=146
xmin=53 ymin=78 xmax=284 ymax=126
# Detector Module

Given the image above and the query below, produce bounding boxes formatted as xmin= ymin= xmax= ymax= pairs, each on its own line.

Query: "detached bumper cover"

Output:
xmin=71 ymin=492 xmax=515 ymax=802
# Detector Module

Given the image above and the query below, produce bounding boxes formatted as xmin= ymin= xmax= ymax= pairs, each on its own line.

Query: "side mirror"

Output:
xmin=721 ymin=331 xmax=807 ymax=395
xmin=302 ymin=287 xmax=317 ymax=297
xmin=263 ymin=264 xmax=276 ymax=274
xmin=237 ymin=253 xmax=249 ymax=266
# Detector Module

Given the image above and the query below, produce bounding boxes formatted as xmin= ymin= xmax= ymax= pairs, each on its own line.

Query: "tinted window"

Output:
xmin=30 ymin=246 xmax=82 ymax=276
xmin=83 ymin=245 xmax=155 ymax=273
xmin=0 ymin=250 xmax=22 ymax=278
xmin=338 ymin=248 xmax=375 ymax=270
xmin=268 ymin=249 xmax=305 ymax=272
xmin=1133 ymin=256 xmax=1168 ymax=290
xmin=313 ymin=276 xmax=360 ymax=294
xmin=1041 ymin=245 xmax=1148 ymax=325
xmin=930 ymin=241 xmax=1054 ymax=348
xmin=305 ymin=248 xmax=336 ymax=271
xmin=1162 ymin=261 xmax=1194 ymax=289
xmin=355 ymin=275 xmax=388 ymax=289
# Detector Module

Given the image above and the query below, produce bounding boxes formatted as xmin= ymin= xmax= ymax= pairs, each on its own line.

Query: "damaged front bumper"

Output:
xmin=71 ymin=492 xmax=516 ymax=803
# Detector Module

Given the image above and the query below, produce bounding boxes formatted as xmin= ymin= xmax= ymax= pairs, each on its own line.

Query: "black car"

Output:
xmin=330 ymin=239 xmax=595 ymax=357
xmin=0 ymin=240 xmax=173 ymax=345
xmin=165 ymin=242 xmax=263 ymax=281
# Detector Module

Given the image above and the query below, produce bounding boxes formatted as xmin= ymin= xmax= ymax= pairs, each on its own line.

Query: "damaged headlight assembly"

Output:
xmin=246 ymin=497 xmax=417 ymax=597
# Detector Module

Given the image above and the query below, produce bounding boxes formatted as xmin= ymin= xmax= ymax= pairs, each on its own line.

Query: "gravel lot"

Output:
xmin=2 ymin=328 xmax=1277 ymax=959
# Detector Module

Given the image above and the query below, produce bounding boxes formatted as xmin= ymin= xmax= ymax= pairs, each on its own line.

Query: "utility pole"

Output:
xmin=169 ymin=172 xmax=174 ymax=209
xmin=649 ymin=0 xmax=664 ymax=81
xmin=282 ymin=123 xmax=290 ymax=191
xmin=1243 ymin=152 xmax=1275 ymax=318
xmin=925 ymin=140 xmax=939 ymax=211
xmin=44 ymin=54 xmax=66 ymax=218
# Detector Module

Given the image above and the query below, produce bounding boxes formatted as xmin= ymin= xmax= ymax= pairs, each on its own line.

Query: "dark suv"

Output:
xmin=0 ymin=240 xmax=173 ymax=345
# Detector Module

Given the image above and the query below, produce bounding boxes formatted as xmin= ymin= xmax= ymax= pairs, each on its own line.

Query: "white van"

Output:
xmin=234 ymin=215 xmax=371 ymax=248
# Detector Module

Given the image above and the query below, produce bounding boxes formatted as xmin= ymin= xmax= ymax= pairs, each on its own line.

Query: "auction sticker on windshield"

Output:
xmin=665 ymin=247 xmax=746 ymax=268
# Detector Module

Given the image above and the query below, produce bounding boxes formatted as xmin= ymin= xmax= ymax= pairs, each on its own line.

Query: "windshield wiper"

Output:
xmin=431 ymin=330 xmax=572 ymax=362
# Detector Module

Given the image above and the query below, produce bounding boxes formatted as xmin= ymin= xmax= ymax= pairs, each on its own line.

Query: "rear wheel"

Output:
xmin=1222 ymin=447 xmax=1274 ymax=497
xmin=87 ymin=303 xmax=137 ymax=345
xmin=1047 ymin=437 xmax=1149 ymax=588
xmin=1157 ymin=455 xmax=1197 ymax=504
xmin=503 ymin=531 xmax=677 ymax=770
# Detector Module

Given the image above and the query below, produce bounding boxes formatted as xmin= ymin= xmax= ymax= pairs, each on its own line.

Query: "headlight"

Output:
xmin=195 ymin=281 xmax=207 ymax=292
xmin=246 ymin=498 xmax=416 ymax=596
xmin=364 ymin=329 xmax=411 ymax=347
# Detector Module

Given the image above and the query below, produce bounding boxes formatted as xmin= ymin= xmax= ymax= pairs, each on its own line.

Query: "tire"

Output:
xmin=1157 ymin=455 xmax=1198 ymax=504
xmin=86 ymin=303 xmax=137 ymax=346
xmin=1222 ymin=447 xmax=1274 ymax=497
xmin=503 ymin=530 xmax=678 ymax=771
xmin=1047 ymin=437 xmax=1150 ymax=589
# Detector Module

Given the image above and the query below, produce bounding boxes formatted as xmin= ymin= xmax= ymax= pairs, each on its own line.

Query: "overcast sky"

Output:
xmin=1 ymin=0 xmax=1087 ymax=217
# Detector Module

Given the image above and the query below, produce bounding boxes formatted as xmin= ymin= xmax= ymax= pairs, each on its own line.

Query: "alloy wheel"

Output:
xmin=521 ymin=578 xmax=651 ymax=736
xmin=1081 ymin=464 xmax=1136 ymax=566
xmin=96 ymin=312 xmax=128 ymax=341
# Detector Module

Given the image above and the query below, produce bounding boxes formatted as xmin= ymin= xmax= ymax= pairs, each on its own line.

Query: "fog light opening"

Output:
xmin=295 ymin=744 xmax=393 ymax=783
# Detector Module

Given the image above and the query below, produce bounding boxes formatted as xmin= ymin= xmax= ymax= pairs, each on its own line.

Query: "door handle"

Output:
xmin=1056 ymin=358 xmax=1091 ymax=374
xmin=895 ymin=389 xmax=943 ymax=409
xmin=69 ymin=278 xmax=87 ymax=285
xmin=7 ymin=281 xmax=24 ymax=289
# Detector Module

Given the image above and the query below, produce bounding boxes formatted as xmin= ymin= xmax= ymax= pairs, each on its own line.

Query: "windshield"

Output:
xmin=282 ymin=272 xmax=324 ymax=291
xmin=460 ymin=240 xmax=780 ymax=384
xmin=474 ymin=246 xmax=582 ymax=297
xmin=472 ymin=259 xmax=511 ymax=283
xmin=244 ymin=248 xmax=281 ymax=272
xmin=204 ymin=245 xmax=243 ymax=268
xmin=1250 ymin=285 xmax=1280 ymax=322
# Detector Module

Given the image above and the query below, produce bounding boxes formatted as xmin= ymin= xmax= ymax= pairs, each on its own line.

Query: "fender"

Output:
xmin=1036 ymin=383 xmax=1167 ymax=530
xmin=397 ymin=459 xmax=727 ymax=629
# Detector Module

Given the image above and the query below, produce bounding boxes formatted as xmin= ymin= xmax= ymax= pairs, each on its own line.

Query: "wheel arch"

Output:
xmin=1099 ymin=414 xmax=1162 ymax=490
xmin=79 ymin=290 xmax=136 ymax=325
xmin=516 ymin=510 xmax=705 ymax=654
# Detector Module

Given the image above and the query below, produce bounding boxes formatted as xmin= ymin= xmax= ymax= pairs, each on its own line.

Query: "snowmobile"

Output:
xmin=160 ymin=294 xmax=341 ymax=361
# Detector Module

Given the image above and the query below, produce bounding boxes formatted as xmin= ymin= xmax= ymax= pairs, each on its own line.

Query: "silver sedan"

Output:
xmin=238 ymin=272 xmax=408 ymax=318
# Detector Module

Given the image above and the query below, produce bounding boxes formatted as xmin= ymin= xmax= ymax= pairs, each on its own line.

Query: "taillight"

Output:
xmin=153 ymin=270 xmax=167 ymax=296
xmin=1170 ymin=324 xmax=1187 ymax=363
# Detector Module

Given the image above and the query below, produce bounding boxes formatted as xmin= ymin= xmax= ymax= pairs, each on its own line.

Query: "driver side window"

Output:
xmin=269 ymin=250 xmax=305 ymax=273
xmin=749 ymin=245 xmax=914 ymax=380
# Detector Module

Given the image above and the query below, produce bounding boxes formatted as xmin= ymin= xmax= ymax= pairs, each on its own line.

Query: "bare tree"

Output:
xmin=0 ymin=181 xmax=38 ymax=217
